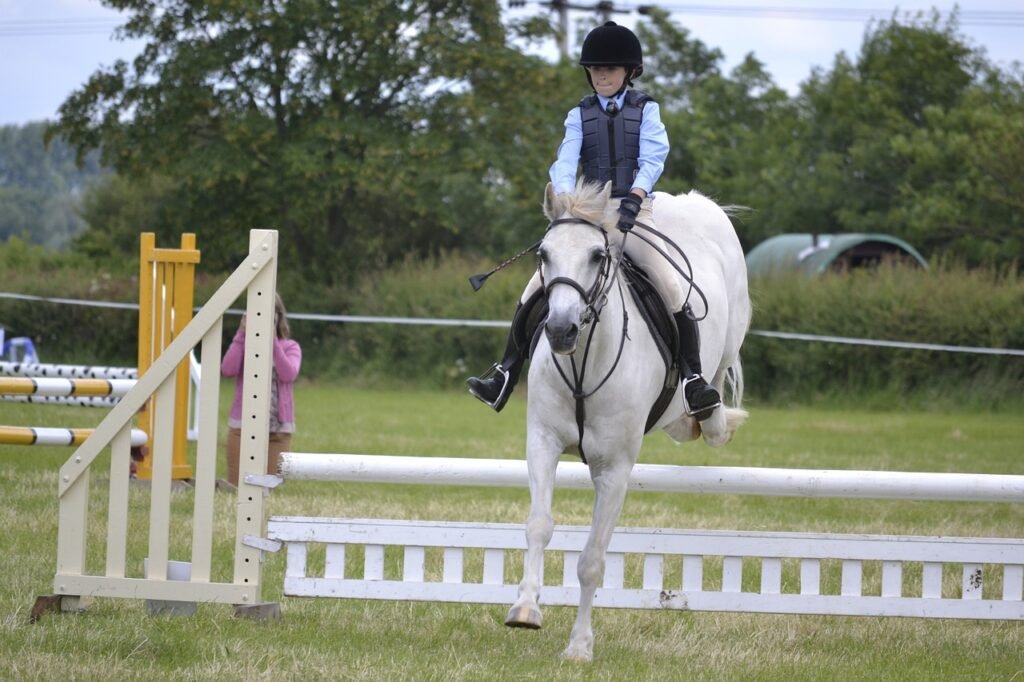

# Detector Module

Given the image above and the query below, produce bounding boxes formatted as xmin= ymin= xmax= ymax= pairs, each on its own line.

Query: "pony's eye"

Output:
xmin=590 ymin=250 xmax=606 ymax=265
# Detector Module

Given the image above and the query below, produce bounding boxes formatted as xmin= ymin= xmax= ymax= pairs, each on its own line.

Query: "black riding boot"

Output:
xmin=674 ymin=306 xmax=721 ymax=421
xmin=467 ymin=303 xmax=526 ymax=412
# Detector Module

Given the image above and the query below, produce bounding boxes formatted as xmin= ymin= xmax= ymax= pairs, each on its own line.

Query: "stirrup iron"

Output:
xmin=681 ymin=375 xmax=721 ymax=420
xmin=467 ymin=363 xmax=512 ymax=410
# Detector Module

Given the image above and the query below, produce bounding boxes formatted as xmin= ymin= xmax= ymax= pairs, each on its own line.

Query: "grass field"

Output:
xmin=1 ymin=383 xmax=1022 ymax=680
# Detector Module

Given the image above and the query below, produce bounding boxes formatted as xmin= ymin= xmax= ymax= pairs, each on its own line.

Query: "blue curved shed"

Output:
xmin=746 ymin=233 xmax=928 ymax=277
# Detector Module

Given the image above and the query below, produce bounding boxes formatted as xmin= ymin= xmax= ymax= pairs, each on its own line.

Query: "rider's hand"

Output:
xmin=617 ymin=193 xmax=642 ymax=232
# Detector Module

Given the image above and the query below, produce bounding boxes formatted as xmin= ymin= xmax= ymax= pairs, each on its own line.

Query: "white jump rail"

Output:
xmin=278 ymin=453 xmax=1024 ymax=503
xmin=267 ymin=453 xmax=1024 ymax=620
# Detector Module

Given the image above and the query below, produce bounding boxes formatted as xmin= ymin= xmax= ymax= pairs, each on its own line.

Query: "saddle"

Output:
xmin=513 ymin=256 xmax=680 ymax=434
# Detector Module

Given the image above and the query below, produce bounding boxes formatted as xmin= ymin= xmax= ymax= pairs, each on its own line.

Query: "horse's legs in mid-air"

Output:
xmin=563 ymin=458 xmax=634 ymax=662
xmin=506 ymin=430 xmax=562 ymax=629
xmin=700 ymin=362 xmax=745 ymax=447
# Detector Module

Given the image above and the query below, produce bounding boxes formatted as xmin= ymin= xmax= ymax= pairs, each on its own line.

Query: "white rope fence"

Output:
xmin=2 ymin=291 xmax=1023 ymax=356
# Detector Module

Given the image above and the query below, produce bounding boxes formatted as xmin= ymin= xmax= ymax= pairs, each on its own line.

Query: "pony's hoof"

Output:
xmin=560 ymin=645 xmax=593 ymax=662
xmin=660 ymin=416 xmax=701 ymax=443
xmin=505 ymin=605 xmax=542 ymax=629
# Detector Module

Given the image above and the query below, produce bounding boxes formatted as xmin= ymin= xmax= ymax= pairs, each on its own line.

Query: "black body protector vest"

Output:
xmin=579 ymin=89 xmax=652 ymax=197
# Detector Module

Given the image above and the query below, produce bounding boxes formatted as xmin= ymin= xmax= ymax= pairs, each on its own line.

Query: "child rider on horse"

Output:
xmin=467 ymin=21 xmax=721 ymax=422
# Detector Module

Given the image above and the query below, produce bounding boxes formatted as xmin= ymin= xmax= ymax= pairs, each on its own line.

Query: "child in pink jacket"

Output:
xmin=220 ymin=293 xmax=302 ymax=487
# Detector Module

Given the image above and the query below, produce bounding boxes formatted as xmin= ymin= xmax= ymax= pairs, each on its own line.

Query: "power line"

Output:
xmin=506 ymin=2 xmax=1024 ymax=28
xmin=511 ymin=1 xmax=634 ymax=58
xmin=3 ymin=5 xmax=1023 ymax=39
xmin=0 ymin=18 xmax=121 ymax=38
xmin=623 ymin=3 xmax=1024 ymax=26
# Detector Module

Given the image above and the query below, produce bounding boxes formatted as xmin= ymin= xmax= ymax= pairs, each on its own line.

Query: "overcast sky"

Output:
xmin=1 ymin=0 xmax=1021 ymax=127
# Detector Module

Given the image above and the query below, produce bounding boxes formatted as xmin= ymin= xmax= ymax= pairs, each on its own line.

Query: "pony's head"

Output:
xmin=537 ymin=181 xmax=618 ymax=354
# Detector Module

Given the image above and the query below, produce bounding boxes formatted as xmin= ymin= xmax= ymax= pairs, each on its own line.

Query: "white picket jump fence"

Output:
xmin=267 ymin=453 xmax=1024 ymax=620
xmin=267 ymin=516 xmax=1024 ymax=619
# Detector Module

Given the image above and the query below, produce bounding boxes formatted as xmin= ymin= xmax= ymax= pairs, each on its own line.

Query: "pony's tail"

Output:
xmin=722 ymin=356 xmax=748 ymax=435
xmin=724 ymin=356 xmax=745 ymax=408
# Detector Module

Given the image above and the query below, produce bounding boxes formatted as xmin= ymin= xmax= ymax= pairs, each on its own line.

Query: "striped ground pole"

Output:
xmin=1 ymin=394 xmax=119 ymax=408
xmin=0 ymin=425 xmax=148 ymax=447
xmin=0 ymin=361 xmax=138 ymax=380
xmin=0 ymin=377 xmax=136 ymax=398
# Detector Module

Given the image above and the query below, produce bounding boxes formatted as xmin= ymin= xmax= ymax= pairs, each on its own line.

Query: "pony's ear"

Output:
xmin=543 ymin=182 xmax=559 ymax=221
xmin=601 ymin=181 xmax=613 ymax=200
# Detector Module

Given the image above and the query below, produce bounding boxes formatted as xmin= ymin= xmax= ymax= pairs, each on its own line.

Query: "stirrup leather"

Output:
xmin=467 ymin=363 xmax=512 ymax=410
xmin=681 ymin=374 xmax=721 ymax=419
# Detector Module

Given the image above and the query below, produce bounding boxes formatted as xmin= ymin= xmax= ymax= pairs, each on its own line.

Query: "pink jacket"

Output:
xmin=221 ymin=328 xmax=302 ymax=428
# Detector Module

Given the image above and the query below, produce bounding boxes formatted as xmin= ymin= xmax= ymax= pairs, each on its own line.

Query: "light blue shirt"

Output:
xmin=548 ymin=91 xmax=669 ymax=195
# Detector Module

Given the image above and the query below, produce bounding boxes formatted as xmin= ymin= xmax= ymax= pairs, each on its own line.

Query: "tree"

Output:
xmin=51 ymin=0 xmax=560 ymax=280
xmin=731 ymin=10 xmax=1024 ymax=266
xmin=633 ymin=9 xmax=792 ymax=248
xmin=0 ymin=123 xmax=106 ymax=249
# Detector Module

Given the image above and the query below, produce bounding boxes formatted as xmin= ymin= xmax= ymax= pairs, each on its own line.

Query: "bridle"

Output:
xmin=538 ymin=218 xmax=615 ymax=327
xmin=538 ymin=217 xmax=630 ymax=463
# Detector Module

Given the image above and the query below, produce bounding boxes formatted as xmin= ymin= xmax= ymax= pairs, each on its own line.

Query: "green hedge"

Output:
xmin=280 ymin=253 xmax=534 ymax=389
xmin=2 ymin=237 xmax=1021 ymax=408
xmin=745 ymin=265 xmax=1023 ymax=408
xmin=0 ymin=238 xmax=140 ymax=365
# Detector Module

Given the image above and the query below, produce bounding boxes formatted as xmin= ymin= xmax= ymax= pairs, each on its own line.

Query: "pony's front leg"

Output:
xmin=563 ymin=461 xmax=632 ymax=662
xmin=505 ymin=432 xmax=561 ymax=629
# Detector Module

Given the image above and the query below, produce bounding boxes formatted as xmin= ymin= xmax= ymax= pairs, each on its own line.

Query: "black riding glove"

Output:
xmin=617 ymin=194 xmax=642 ymax=232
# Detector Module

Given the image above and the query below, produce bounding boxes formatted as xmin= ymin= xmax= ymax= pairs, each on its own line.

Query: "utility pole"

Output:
xmin=537 ymin=0 xmax=632 ymax=60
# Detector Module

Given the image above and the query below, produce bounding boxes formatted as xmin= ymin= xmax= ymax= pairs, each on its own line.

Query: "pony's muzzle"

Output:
xmin=545 ymin=320 xmax=579 ymax=355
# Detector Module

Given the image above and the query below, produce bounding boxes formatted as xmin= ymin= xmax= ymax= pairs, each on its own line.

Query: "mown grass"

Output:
xmin=1 ymin=383 xmax=1022 ymax=680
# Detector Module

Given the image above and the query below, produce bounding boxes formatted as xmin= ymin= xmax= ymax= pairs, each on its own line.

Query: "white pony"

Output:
xmin=505 ymin=181 xmax=751 ymax=661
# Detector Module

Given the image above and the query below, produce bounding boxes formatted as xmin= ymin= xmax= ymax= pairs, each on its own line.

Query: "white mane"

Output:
xmin=543 ymin=180 xmax=618 ymax=230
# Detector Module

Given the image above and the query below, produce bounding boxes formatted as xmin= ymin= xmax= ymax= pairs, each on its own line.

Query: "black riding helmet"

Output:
xmin=579 ymin=21 xmax=644 ymax=91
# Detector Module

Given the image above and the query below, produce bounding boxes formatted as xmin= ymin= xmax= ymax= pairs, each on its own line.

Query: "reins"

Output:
xmin=629 ymin=219 xmax=710 ymax=322
xmin=540 ymin=217 xmax=631 ymax=464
